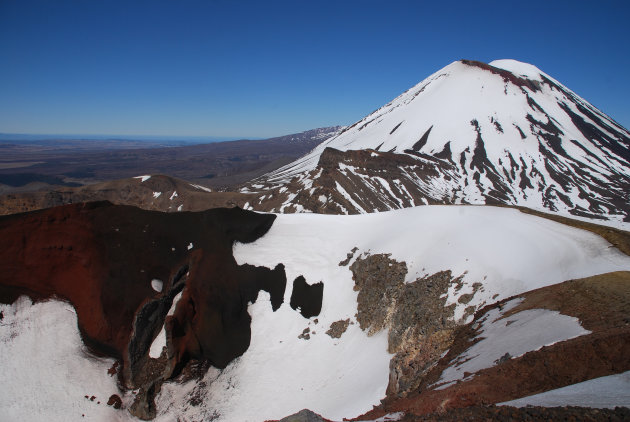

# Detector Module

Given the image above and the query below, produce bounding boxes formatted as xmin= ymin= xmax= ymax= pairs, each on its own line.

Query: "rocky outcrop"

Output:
xmin=277 ymin=409 xmax=327 ymax=422
xmin=349 ymin=254 xmax=467 ymax=396
xmin=326 ymin=319 xmax=350 ymax=339
xmin=245 ymin=147 xmax=460 ymax=214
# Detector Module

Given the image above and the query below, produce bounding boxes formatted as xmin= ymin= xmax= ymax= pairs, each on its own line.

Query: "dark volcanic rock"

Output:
xmin=0 ymin=201 xmax=286 ymax=406
xmin=107 ymin=394 xmax=122 ymax=409
xmin=249 ymin=147 xmax=458 ymax=214
xmin=289 ymin=276 xmax=323 ymax=319
xmin=326 ymin=319 xmax=350 ymax=339
xmin=278 ymin=409 xmax=326 ymax=422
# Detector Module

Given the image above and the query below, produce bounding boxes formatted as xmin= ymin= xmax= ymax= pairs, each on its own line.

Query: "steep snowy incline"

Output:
xmin=246 ymin=59 xmax=630 ymax=227
xmin=0 ymin=298 xmax=127 ymax=421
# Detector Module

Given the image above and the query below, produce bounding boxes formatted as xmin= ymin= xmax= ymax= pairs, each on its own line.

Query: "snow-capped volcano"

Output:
xmin=246 ymin=59 xmax=630 ymax=227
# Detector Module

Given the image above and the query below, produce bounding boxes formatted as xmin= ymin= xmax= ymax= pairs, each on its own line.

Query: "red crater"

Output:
xmin=0 ymin=201 xmax=286 ymax=392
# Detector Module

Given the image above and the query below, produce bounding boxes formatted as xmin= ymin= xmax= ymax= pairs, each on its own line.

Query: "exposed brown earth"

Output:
xmin=246 ymin=147 xmax=458 ymax=214
xmin=0 ymin=174 xmax=256 ymax=216
xmin=393 ymin=405 xmax=630 ymax=421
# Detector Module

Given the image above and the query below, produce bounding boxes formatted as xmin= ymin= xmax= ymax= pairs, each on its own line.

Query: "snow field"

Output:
xmin=0 ymin=297 xmax=126 ymax=422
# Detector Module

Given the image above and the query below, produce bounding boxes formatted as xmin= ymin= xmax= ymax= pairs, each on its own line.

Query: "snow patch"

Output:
xmin=149 ymin=329 xmax=166 ymax=359
xmin=499 ymin=370 xmax=630 ymax=409
xmin=190 ymin=184 xmax=212 ymax=193
xmin=435 ymin=299 xmax=591 ymax=389
xmin=134 ymin=175 xmax=151 ymax=182
xmin=489 ymin=59 xmax=544 ymax=80
xmin=151 ymin=279 xmax=163 ymax=292
xmin=149 ymin=291 xmax=184 ymax=359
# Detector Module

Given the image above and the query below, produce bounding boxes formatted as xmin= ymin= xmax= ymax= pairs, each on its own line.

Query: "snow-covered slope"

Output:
xmin=4 ymin=206 xmax=629 ymax=421
xmin=247 ymin=60 xmax=630 ymax=227
xmin=0 ymin=298 xmax=127 ymax=421
xmin=499 ymin=370 xmax=630 ymax=409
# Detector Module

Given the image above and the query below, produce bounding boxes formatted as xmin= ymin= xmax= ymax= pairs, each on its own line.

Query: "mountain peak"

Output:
xmin=248 ymin=59 xmax=630 ymax=227
xmin=488 ymin=59 xmax=545 ymax=79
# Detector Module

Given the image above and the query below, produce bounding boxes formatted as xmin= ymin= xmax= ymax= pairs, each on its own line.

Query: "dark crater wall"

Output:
xmin=0 ymin=201 xmax=286 ymax=394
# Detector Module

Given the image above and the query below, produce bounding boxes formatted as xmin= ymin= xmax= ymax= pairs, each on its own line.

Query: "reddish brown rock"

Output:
xmin=107 ymin=394 xmax=122 ymax=409
xmin=0 ymin=201 xmax=286 ymax=390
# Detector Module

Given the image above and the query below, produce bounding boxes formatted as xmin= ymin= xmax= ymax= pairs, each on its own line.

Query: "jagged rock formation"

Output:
xmin=245 ymin=60 xmax=630 ymax=226
xmin=349 ymin=254 xmax=467 ymax=396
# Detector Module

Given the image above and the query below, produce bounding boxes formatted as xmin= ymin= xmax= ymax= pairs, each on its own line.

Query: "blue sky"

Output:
xmin=1 ymin=0 xmax=629 ymax=138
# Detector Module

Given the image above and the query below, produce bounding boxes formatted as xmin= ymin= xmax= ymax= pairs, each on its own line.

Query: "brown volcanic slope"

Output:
xmin=0 ymin=174 xmax=256 ymax=216
xmin=0 ymin=202 xmax=291 ymax=418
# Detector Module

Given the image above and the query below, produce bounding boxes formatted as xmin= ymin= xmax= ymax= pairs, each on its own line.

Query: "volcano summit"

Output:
xmin=246 ymin=59 xmax=630 ymax=227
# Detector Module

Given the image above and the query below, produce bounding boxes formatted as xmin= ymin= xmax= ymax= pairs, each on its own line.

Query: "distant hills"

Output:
xmin=0 ymin=126 xmax=343 ymax=194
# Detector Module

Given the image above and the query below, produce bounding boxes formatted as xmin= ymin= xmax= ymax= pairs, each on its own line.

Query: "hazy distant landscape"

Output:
xmin=0 ymin=127 xmax=341 ymax=193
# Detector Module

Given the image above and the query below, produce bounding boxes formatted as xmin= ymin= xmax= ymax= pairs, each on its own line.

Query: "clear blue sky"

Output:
xmin=1 ymin=0 xmax=629 ymax=138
